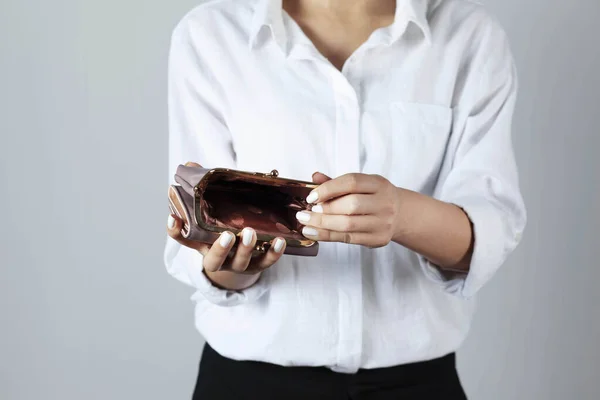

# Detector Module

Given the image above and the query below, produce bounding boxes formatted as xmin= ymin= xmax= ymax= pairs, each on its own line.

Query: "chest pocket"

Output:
xmin=389 ymin=102 xmax=453 ymax=192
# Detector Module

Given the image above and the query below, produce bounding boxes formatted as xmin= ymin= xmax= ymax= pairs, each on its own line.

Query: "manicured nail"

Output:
xmin=306 ymin=191 xmax=319 ymax=204
xmin=296 ymin=211 xmax=311 ymax=223
xmin=273 ymin=238 xmax=285 ymax=253
xmin=167 ymin=215 xmax=176 ymax=229
xmin=219 ymin=231 xmax=234 ymax=247
xmin=242 ymin=228 xmax=254 ymax=246
xmin=302 ymin=227 xmax=318 ymax=238
xmin=311 ymin=204 xmax=323 ymax=213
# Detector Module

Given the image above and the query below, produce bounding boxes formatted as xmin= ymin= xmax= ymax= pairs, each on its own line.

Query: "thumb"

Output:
xmin=185 ymin=161 xmax=203 ymax=167
xmin=312 ymin=171 xmax=332 ymax=184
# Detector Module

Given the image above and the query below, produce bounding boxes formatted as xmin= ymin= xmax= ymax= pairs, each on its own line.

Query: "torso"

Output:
xmin=167 ymin=0 xmax=512 ymax=372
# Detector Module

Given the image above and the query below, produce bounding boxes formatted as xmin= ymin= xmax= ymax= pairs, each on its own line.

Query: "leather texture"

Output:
xmin=169 ymin=165 xmax=319 ymax=256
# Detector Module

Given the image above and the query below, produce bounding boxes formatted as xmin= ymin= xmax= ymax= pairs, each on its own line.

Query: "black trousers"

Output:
xmin=193 ymin=344 xmax=467 ymax=400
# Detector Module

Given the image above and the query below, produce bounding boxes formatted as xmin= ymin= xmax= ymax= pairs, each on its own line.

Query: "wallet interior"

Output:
xmin=199 ymin=175 xmax=313 ymax=240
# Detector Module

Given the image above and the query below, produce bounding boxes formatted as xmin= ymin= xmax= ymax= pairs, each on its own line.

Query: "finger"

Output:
xmin=301 ymin=227 xmax=385 ymax=247
xmin=296 ymin=211 xmax=379 ymax=232
xmin=167 ymin=214 xmax=210 ymax=254
xmin=310 ymin=194 xmax=377 ymax=215
xmin=185 ymin=161 xmax=203 ymax=167
xmin=202 ymin=231 xmax=237 ymax=272
xmin=229 ymin=228 xmax=257 ymax=273
xmin=306 ymin=173 xmax=383 ymax=204
xmin=253 ymin=237 xmax=286 ymax=270
xmin=312 ymin=171 xmax=332 ymax=184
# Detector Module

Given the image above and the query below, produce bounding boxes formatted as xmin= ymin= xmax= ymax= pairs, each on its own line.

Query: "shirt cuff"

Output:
xmin=164 ymin=239 xmax=270 ymax=307
xmin=188 ymin=250 xmax=270 ymax=307
xmin=418 ymin=196 xmax=522 ymax=299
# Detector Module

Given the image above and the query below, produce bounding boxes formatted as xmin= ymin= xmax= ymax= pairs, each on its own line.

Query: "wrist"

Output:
xmin=390 ymin=187 xmax=474 ymax=271
xmin=391 ymin=186 xmax=415 ymax=245
xmin=204 ymin=269 xmax=262 ymax=291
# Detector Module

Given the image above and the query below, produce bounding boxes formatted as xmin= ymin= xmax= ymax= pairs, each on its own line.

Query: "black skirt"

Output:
xmin=193 ymin=343 xmax=467 ymax=400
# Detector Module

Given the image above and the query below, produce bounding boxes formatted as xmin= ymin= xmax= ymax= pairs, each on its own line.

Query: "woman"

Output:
xmin=165 ymin=0 xmax=526 ymax=398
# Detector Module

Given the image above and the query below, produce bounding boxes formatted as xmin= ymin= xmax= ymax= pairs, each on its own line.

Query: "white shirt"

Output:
xmin=165 ymin=0 xmax=526 ymax=373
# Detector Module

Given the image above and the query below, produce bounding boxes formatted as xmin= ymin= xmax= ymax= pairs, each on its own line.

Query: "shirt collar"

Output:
xmin=248 ymin=0 xmax=287 ymax=51
xmin=248 ymin=0 xmax=431 ymax=50
xmin=391 ymin=0 xmax=432 ymax=45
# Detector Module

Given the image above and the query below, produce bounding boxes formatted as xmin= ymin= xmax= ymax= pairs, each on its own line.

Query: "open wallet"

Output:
xmin=168 ymin=165 xmax=320 ymax=256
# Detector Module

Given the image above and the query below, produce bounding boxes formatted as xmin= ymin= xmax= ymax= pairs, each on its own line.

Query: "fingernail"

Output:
xmin=306 ymin=191 xmax=319 ymax=204
xmin=296 ymin=211 xmax=311 ymax=223
xmin=273 ymin=238 xmax=285 ymax=253
xmin=302 ymin=227 xmax=318 ymax=238
xmin=311 ymin=204 xmax=323 ymax=213
xmin=242 ymin=228 xmax=254 ymax=246
xmin=167 ymin=215 xmax=176 ymax=229
xmin=219 ymin=231 xmax=234 ymax=247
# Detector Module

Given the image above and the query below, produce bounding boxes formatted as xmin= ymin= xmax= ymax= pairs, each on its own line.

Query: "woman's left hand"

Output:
xmin=297 ymin=172 xmax=404 ymax=248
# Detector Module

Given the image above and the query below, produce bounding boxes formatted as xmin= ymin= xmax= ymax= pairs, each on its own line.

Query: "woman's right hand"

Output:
xmin=167 ymin=215 xmax=286 ymax=290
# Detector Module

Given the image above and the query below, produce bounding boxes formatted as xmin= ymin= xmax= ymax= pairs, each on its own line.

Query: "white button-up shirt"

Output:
xmin=164 ymin=0 xmax=526 ymax=373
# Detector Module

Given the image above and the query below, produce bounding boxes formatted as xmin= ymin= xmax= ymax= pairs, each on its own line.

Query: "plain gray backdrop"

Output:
xmin=1 ymin=0 xmax=598 ymax=399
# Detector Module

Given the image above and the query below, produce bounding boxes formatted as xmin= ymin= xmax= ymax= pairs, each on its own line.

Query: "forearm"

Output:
xmin=204 ymin=269 xmax=262 ymax=290
xmin=392 ymin=187 xmax=474 ymax=272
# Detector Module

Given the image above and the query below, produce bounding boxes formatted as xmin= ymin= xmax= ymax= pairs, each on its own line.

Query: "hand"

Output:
xmin=167 ymin=162 xmax=287 ymax=289
xmin=296 ymin=172 xmax=403 ymax=248
xmin=167 ymin=215 xmax=286 ymax=275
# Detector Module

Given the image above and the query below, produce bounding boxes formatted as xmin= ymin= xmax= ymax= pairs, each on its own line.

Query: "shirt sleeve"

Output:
xmin=164 ymin=17 xmax=270 ymax=307
xmin=419 ymin=22 xmax=527 ymax=299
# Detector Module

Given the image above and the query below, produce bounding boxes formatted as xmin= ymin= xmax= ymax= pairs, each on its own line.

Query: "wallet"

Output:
xmin=168 ymin=165 xmax=319 ymax=256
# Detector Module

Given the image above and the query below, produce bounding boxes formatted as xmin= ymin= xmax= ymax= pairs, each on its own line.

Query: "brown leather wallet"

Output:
xmin=168 ymin=165 xmax=319 ymax=256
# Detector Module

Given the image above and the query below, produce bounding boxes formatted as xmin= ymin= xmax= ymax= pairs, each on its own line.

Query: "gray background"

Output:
xmin=1 ymin=0 xmax=598 ymax=399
